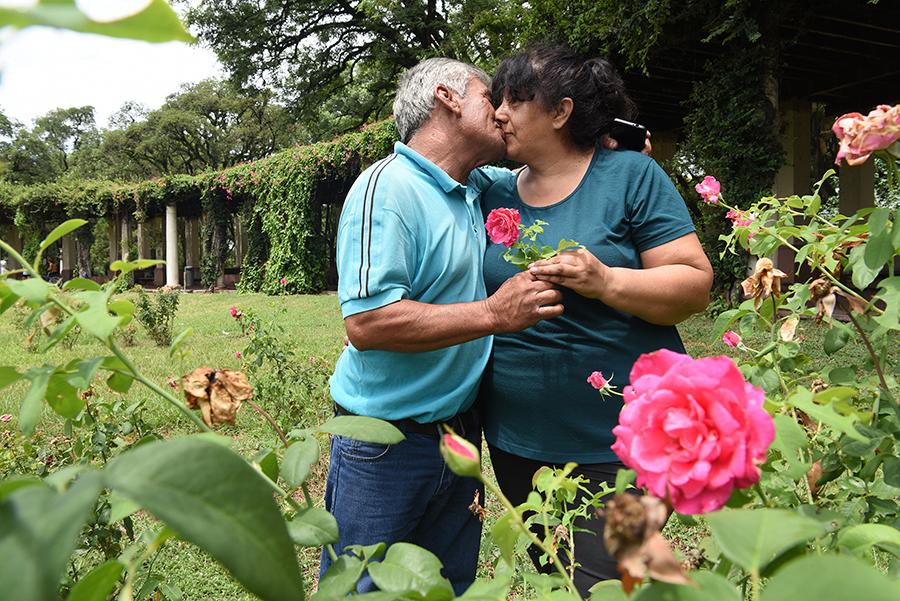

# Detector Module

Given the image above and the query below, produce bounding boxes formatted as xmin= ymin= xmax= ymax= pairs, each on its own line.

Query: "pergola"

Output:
xmin=624 ymin=1 xmax=898 ymax=214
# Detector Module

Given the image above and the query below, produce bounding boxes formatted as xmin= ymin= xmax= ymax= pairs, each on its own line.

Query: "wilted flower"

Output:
xmin=439 ymin=431 xmax=481 ymax=478
xmin=833 ymin=104 xmax=900 ymax=166
xmin=695 ymin=176 xmax=721 ymax=204
xmin=611 ymin=349 xmax=774 ymax=514
xmin=485 ymin=207 xmax=521 ymax=247
xmin=722 ymin=330 xmax=742 ymax=348
xmin=603 ymin=493 xmax=691 ymax=590
xmin=780 ymin=318 xmax=799 ymax=342
xmin=741 ymin=258 xmax=787 ymax=308
xmin=0 ymin=414 xmax=13 ymax=423
xmin=182 ymin=367 xmax=253 ymax=427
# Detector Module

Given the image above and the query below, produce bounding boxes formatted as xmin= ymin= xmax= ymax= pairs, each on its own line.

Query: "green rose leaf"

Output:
xmin=313 ymin=555 xmax=365 ymax=600
xmin=66 ymin=560 xmax=125 ymax=601
xmin=823 ymin=323 xmax=851 ymax=354
xmin=705 ymin=508 xmax=827 ymax=574
xmin=39 ymin=219 xmax=88 ymax=253
xmin=785 ymin=387 xmax=866 ymax=442
xmin=631 ymin=572 xmax=740 ymax=601
xmin=105 ymin=437 xmax=305 ymax=601
xmin=760 ymin=555 xmax=900 ymax=601
xmin=280 ymin=435 xmax=320 ymax=488
xmin=0 ymin=472 xmax=103 ymax=601
xmin=318 ymin=415 xmax=404 ymax=444
xmin=836 ymin=523 xmax=900 ymax=557
xmin=0 ymin=0 xmax=193 ymax=43
xmin=367 ymin=543 xmax=453 ymax=598
xmin=287 ymin=507 xmax=339 ymax=547
xmin=770 ymin=415 xmax=810 ymax=479
xmin=491 ymin=510 xmax=520 ymax=567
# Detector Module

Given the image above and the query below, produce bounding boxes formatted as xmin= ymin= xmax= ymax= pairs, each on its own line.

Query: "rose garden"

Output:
xmin=1 ymin=2 xmax=899 ymax=601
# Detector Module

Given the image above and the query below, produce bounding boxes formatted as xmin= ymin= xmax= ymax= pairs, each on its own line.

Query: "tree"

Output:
xmin=34 ymin=106 xmax=97 ymax=173
xmin=182 ymin=0 xmax=533 ymax=138
xmin=93 ymin=80 xmax=303 ymax=180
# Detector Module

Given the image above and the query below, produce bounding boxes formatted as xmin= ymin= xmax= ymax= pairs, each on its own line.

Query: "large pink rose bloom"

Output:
xmin=611 ymin=349 xmax=774 ymax=515
xmin=485 ymin=207 xmax=521 ymax=247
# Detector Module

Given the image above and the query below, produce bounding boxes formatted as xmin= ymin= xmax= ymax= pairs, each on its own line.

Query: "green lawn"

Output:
xmin=0 ymin=292 xmax=890 ymax=599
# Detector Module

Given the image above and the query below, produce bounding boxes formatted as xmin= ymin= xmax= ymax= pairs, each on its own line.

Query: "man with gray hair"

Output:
xmin=321 ymin=58 xmax=564 ymax=593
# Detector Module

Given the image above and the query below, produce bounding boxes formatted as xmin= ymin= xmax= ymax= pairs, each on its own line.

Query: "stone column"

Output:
xmin=136 ymin=221 xmax=151 ymax=259
xmin=839 ymin=160 xmax=875 ymax=216
xmin=60 ymin=234 xmax=75 ymax=281
xmin=4 ymin=226 xmax=23 ymax=270
xmin=234 ymin=217 xmax=248 ymax=268
xmin=108 ymin=215 xmax=121 ymax=268
xmin=184 ymin=217 xmax=201 ymax=288
xmin=651 ymin=130 xmax=678 ymax=167
xmin=772 ymin=99 xmax=812 ymax=278
xmin=120 ymin=215 xmax=133 ymax=262
xmin=153 ymin=216 xmax=165 ymax=286
xmin=165 ymin=204 xmax=179 ymax=287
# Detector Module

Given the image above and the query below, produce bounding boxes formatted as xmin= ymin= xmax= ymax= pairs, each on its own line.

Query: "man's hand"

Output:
xmin=484 ymin=271 xmax=564 ymax=333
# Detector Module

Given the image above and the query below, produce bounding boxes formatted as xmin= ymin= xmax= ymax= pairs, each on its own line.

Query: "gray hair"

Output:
xmin=393 ymin=58 xmax=490 ymax=143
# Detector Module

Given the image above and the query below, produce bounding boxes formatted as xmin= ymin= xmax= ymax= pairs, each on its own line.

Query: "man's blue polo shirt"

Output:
xmin=330 ymin=142 xmax=501 ymax=423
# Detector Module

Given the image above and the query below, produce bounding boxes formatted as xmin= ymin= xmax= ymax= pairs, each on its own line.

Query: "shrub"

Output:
xmin=134 ymin=287 xmax=180 ymax=346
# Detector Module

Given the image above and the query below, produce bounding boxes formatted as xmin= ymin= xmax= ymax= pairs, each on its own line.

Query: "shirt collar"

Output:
xmin=394 ymin=142 xmax=465 ymax=194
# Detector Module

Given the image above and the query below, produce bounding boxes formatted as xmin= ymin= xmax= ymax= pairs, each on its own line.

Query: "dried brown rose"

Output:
xmin=602 ymin=494 xmax=692 ymax=592
xmin=741 ymin=258 xmax=787 ymax=308
xmin=181 ymin=367 xmax=252 ymax=427
xmin=806 ymin=461 xmax=824 ymax=499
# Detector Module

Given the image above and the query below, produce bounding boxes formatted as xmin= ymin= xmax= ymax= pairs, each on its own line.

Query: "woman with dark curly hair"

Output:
xmin=479 ymin=45 xmax=713 ymax=593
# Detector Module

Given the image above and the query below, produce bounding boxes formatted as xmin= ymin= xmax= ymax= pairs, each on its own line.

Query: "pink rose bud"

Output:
xmin=0 ymin=414 xmax=12 ymax=422
xmin=695 ymin=176 xmax=721 ymax=204
xmin=280 ymin=278 xmax=287 ymax=285
xmin=587 ymin=371 xmax=609 ymax=390
xmin=485 ymin=207 xmax=521 ymax=247
xmin=439 ymin=432 xmax=482 ymax=479
xmin=722 ymin=330 xmax=742 ymax=348
xmin=230 ymin=306 xmax=239 ymax=318
xmin=611 ymin=350 xmax=774 ymax=515
xmin=235 ymin=351 xmax=242 ymax=359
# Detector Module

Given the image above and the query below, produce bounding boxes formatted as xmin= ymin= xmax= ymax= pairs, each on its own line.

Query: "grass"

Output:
xmin=0 ymin=291 xmax=894 ymax=599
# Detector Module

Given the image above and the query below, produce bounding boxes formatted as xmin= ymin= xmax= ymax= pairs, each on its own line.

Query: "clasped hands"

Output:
xmin=527 ymin=248 xmax=610 ymax=301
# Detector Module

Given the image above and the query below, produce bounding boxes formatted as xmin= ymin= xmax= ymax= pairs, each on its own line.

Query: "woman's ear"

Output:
xmin=434 ymin=84 xmax=461 ymax=115
xmin=552 ymin=97 xmax=574 ymax=130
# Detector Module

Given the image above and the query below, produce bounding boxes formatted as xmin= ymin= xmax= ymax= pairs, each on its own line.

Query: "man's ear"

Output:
xmin=434 ymin=84 xmax=461 ymax=116
xmin=552 ymin=97 xmax=574 ymax=130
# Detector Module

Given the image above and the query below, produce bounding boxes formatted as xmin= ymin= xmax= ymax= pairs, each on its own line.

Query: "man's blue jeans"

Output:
xmin=319 ymin=425 xmax=484 ymax=595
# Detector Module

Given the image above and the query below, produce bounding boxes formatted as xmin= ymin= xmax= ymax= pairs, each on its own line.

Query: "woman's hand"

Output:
xmin=528 ymin=248 xmax=611 ymax=300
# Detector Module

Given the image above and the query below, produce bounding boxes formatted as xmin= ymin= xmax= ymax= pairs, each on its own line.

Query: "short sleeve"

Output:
xmin=336 ymin=177 xmax=417 ymax=318
xmin=627 ymin=160 xmax=696 ymax=252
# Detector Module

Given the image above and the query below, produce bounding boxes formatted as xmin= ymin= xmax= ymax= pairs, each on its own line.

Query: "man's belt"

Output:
xmin=333 ymin=403 xmax=477 ymax=438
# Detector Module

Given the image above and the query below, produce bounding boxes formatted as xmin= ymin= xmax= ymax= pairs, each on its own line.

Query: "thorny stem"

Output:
xmin=247 ymin=398 xmax=290 ymax=448
xmin=838 ymin=299 xmax=892 ymax=415
xmin=110 ymin=343 xmax=211 ymax=432
xmin=483 ymin=478 xmax=578 ymax=596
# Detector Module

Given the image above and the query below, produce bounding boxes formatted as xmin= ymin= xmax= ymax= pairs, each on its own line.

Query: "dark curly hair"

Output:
xmin=492 ymin=45 xmax=637 ymax=149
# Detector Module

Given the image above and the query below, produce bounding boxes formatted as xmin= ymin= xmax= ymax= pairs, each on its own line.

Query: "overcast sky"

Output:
xmin=0 ymin=0 xmax=223 ymax=128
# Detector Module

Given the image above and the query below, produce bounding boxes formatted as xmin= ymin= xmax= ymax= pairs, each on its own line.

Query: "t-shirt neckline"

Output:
xmin=513 ymin=146 xmax=602 ymax=211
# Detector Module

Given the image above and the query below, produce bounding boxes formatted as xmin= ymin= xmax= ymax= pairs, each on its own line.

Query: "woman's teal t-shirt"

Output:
xmin=480 ymin=148 xmax=697 ymax=464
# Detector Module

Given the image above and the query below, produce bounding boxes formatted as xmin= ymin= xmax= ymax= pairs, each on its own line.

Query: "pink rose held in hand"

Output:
xmin=485 ymin=207 xmax=521 ymax=247
xmin=611 ymin=349 xmax=774 ymax=515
